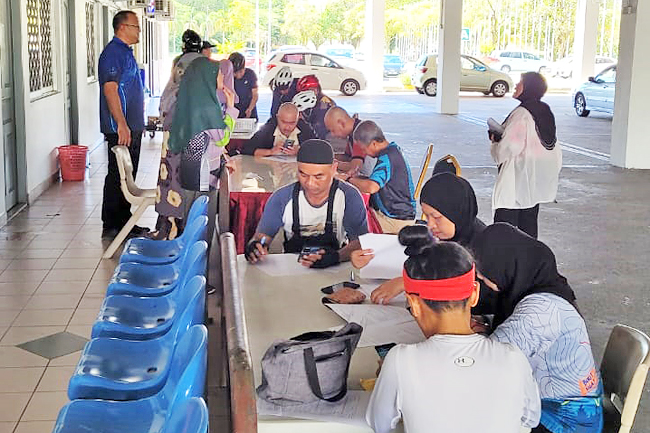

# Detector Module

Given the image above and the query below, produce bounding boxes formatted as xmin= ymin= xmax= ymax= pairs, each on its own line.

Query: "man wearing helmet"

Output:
xmin=292 ymin=75 xmax=336 ymax=140
xmin=242 ymin=103 xmax=315 ymax=157
xmin=270 ymin=66 xmax=298 ymax=117
xmin=229 ymin=52 xmax=258 ymax=120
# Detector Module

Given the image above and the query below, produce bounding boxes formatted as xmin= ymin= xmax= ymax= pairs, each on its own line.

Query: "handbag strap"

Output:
xmin=302 ymin=339 xmax=352 ymax=403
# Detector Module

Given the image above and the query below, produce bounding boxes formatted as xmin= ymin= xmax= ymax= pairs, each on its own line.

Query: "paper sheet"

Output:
xmin=254 ymin=253 xmax=343 ymax=277
xmin=487 ymin=117 xmax=505 ymax=135
xmin=358 ymin=234 xmax=406 ymax=280
xmin=357 ymin=282 xmax=406 ymax=306
xmin=325 ymin=303 xmax=425 ymax=347
xmin=264 ymin=155 xmax=297 ymax=163
xmin=257 ymin=390 xmax=371 ymax=427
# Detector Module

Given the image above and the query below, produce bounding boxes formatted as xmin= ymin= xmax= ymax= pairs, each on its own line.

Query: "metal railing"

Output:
xmin=220 ymin=232 xmax=258 ymax=433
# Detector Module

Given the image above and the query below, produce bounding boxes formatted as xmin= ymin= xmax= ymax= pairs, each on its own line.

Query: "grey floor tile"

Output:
xmin=17 ymin=332 xmax=88 ymax=360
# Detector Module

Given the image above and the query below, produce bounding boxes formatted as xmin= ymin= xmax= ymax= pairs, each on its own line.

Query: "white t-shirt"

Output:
xmin=491 ymin=106 xmax=562 ymax=211
xmin=366 ymin=333 xmax=541 ymax=433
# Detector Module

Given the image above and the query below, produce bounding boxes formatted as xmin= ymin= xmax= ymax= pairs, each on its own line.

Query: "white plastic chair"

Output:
xmin=601 ymin=324 xmax=650 ymax=433
xmin=103 ymin=145 xmax=157 ymax=259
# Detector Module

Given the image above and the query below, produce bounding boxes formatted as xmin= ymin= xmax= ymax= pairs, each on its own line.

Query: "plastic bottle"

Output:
xmin=199 ymin=155 xmax=210 ymax=192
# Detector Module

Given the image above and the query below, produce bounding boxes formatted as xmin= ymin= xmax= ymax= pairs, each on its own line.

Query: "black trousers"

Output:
xmin=494 ymin=204 xmax=540 ymax=239
xmin=531 ymin=424 xmax=552 ymax=433
xmin=101 ymin=131 xmax=142 ymax=230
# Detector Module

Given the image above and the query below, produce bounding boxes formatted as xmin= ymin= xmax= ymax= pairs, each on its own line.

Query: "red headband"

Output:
xmin=402 ymin=265 xmax=476 ymax=301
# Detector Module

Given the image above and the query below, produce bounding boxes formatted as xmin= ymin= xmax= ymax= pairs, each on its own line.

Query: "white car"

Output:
xmin=573 ymin=65 xmax=616 ymax=117
xmin=411 ymin=54 xmax=514 ymax=97
xmin=552 ymin=55 xmax=616 ymax=78
xmin=262 ymin=51 xmax=366 ymax=96
xmin=488 ymin=50 xmax=549 ymax=73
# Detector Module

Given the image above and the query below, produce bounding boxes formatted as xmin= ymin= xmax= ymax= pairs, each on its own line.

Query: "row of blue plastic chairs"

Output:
xmin=52 ymin=197 xmax=212 ymax=433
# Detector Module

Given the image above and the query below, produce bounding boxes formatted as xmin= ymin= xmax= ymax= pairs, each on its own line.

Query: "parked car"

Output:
xmin=262 ymin=50 xmax=366 ymax=96
xmin=243 ymin=48 xmax=262 ymax=70
xmin=383 ymin=54 xmax=403 ymax=77
xmin=487 ymin=50 xmax=549 ymax=73
xmin=573 ymin=64 xmax=616 ymax=117
xmin=552 ymin=55 xmax=616 ymax=78
xmin=411 ymin=54 xmax=514 ymax=97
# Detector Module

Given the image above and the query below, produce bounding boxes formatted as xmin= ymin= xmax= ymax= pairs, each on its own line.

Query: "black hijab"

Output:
xmin=472 ymin=223 xmax=577 ymax=328
xmin=516 ymin=72 xmax=557 ymax=150
xmin=420 ymin=173 xmax=486 ymax=249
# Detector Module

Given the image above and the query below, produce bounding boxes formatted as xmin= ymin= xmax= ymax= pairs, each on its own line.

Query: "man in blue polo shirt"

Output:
xmin=98 ymin=10 xmax=147 ymax=239
xmin=346 ymin=120 xmax=415 ymax=234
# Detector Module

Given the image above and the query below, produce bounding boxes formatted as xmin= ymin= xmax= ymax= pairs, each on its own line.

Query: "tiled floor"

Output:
xmin=0 ymin=134 xmax=161 ymax=433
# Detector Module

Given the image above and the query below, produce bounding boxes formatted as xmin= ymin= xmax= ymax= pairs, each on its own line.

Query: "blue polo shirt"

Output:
xmin=369 ymin=142 xmax=416 ymax=220
xmin=98 ymin=37 xmax=144 ymax=134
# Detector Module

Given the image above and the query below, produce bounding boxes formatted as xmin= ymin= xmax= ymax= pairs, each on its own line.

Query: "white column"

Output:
xmin=572 ymin=0 xmax=599 ymax=85
xmin=436 ymin=0 xmax=462 ymax=114
xmin=611 ymin=1 xmax=650 ymax=169
xmin=364 ymin=0 xmax=384 ymax=92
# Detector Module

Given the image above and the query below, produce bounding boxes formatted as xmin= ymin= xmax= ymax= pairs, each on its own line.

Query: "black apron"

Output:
xmin=283 ymin=180 xmax=341 ymax=254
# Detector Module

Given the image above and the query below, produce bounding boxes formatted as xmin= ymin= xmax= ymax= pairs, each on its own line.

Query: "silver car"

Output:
xmin=573 ymin=65 xmax=616 ymax=117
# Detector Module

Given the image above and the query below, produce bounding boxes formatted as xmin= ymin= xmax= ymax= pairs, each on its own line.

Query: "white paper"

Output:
xmin=358 ymin=234 xmax=406 ymax=280
xmin=254 ymin=253 xmax=343 ymax=277
xmin=357 ymin=282 xmax=406 ymax=306
xmin=487 ymin=117 xmax=505 ymax=135
xmin=257 ymin=390 xmax=371 ymax=427
xmin=264 ymin=155 xmax=297 ymax=163
xmin=325 ymin=303 xmax=425 ymax=347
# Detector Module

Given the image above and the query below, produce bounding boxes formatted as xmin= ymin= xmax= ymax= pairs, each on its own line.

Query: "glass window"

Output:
xmin=523 ymin=53 xmax=538 ymax=60
xmin=416 ymin=55 xmax=427 ymax=67
xmin=597 ymin=67 xmax=616 ymax=83
xmin=500 ymin=52 xmax=511 ymax=58
xmin=281 ymin=53 xmax=305 ymax=65
xmin=27 ymin=0 xmax=54 ymax=93
xmin=85 ymin=2 xmax=96 ymax=79
xmin=310 ymin=54 xmax=337 ymax=68
xmin=460 ymin=57 xmax=474 ymax=70
xmin=511 ymin=52 xmax=522 ymax=59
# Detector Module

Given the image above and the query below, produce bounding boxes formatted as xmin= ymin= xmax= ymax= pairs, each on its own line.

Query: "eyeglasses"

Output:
xmin=123 ymin=24 xmax=140 ymax=31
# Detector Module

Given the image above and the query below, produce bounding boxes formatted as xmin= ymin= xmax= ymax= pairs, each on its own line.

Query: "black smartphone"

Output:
xmin=320 ymin=281 xmax=361 ymax=295
xmin=297 ymin=246 xmax=322 ymax=262
xmin=375 ymin=343 xmax=396 ymax=358
xmin=283 ymin=139 xmax=295 ymax=149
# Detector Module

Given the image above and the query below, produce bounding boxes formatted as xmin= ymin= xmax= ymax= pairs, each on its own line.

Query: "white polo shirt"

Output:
xmin=366 ymin=333 xmax=541 ymax=433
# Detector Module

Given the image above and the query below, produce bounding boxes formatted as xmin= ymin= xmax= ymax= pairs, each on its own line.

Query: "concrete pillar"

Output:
xmin=436 ymin=0 xmax=462 ymax=114
xmin=364 ymin=0 xmax=384 ymax=91
xmin=611 ymin=0 xmax=650 ymax=169
xmin=572 ymin=0 xmax=599 ymax=85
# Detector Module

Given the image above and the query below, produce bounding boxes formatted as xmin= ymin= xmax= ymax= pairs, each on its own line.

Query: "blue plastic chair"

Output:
xmin=120 ymin=199 xmax=209 ymax=265
xmin=54 ymin=326 xmax=207 ymax=433
xmin=106 ymin=240 xmax=207 ymax=298
xmin=67 ymin=284 xmax=205 ymax=401
xmin=91 ymin=275 xmax=206 ymax=341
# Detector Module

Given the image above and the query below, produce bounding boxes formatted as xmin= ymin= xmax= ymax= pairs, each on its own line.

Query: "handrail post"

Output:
xmin=220 ymin=232 xmax=257 ymax=433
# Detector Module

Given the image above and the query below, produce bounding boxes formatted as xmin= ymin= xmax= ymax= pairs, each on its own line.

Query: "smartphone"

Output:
xmin=283 ymin=139 xmax=295 ymax=149
xmin=320 ymin=281 xmax=361 ymax=295
xmin=297 ymin=246 xmax=322 ymax=262
xmin=375 ymin=343 xmax=396 ymax=358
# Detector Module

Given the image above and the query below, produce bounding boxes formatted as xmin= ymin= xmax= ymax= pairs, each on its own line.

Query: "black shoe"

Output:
xmin=128 ymin=225 xmax=151 ymax=238
xmin=101 ymin=228 xmax=119 ymax=239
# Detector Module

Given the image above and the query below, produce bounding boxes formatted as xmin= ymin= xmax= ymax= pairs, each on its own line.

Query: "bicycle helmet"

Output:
xmin=273 ymin=67 xmax=293 ymax=90
xmin=182 ymin=29 xmax=202 ymax=53
xmin=228 ymin=52 xmax=246 ymax=72
xmin=296 ymin=74 xmax=320 ymax=92
xmin=292 ymin=90 xmax=318 ymax=112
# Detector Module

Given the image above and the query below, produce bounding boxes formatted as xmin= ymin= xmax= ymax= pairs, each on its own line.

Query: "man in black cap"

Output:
xmin=245 ymin=139 xmax=368 ymax=268
xmin=201 ymin=40 xmax=215 ymax=58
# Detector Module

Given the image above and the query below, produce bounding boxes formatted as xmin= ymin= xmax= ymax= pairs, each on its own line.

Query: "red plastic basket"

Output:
xmin=58 ymin=145 xmax=88 ymax=181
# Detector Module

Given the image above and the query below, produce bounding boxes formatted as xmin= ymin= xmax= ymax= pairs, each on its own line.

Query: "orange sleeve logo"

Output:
xmin=579 ymin=368 xmax=599 ymax=396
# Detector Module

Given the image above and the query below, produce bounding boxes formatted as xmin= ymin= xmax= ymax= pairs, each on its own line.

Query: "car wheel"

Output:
xmin=415 ymin=87 xmax=424 ymax=94
xmin=491 ymin=80 xmax=509 ymax=97
xmin=340 ymin=79 xmax=360 ymax=96
xmin=483 ymin=91 xmax=490 ymax=96
xmin=575 ymin=93 xmax=590 ymax=117
xmin=423 ymin=79 xmax=437 ymax=97
xmin=500 ymin=65 xmax=511 ymax=73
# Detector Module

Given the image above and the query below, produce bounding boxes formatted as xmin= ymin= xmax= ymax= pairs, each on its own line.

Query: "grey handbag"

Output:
xmin=256 ymin=322 xmax=363 ymax=405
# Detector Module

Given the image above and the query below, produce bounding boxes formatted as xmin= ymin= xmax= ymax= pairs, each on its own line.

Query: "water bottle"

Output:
xmin=199 ymin=155 xmax=210 ymax=192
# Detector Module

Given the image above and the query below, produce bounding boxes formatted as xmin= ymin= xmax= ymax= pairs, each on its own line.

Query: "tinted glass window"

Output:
xmin=282 ymin=53 xmax=305 ymax=65
xmin=511 ymin=52 xmax=522 ymax=59
xmin=416 ymin=55 xmax=428 ymax=66
xmin=598 ymin=67 xmax=616 ymax=83
xmin=523 ymin=53 xmax=537 ymax=60
xmin=500 ymin=52 xmax=511 ymax=58
xmin=460 ymin=57 xmax=474 ymax=70
xmin=310 ymin=55 xmax=337 ymax=68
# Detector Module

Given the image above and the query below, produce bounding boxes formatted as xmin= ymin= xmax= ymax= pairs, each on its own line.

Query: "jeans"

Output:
xmin=101 ymin=131 xmax=142 ymax=230
xmin=494 ymin=204 xmax=540 ymax=239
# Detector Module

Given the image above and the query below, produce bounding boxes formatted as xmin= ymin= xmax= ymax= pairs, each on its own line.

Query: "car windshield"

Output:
xmin=384 ymin=56 xmax=401 ymax=64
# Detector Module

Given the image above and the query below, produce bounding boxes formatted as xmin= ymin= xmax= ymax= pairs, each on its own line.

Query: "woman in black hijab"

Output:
xmin=472 ymin=222 xmax=576 ymax=327
xmin=489 ymin=72 xmax=562 ymax=239
xmin=351 ymin=173 xmax=487 ymax=304
xmin=473 ymin=223 xmax=603 ymax=433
